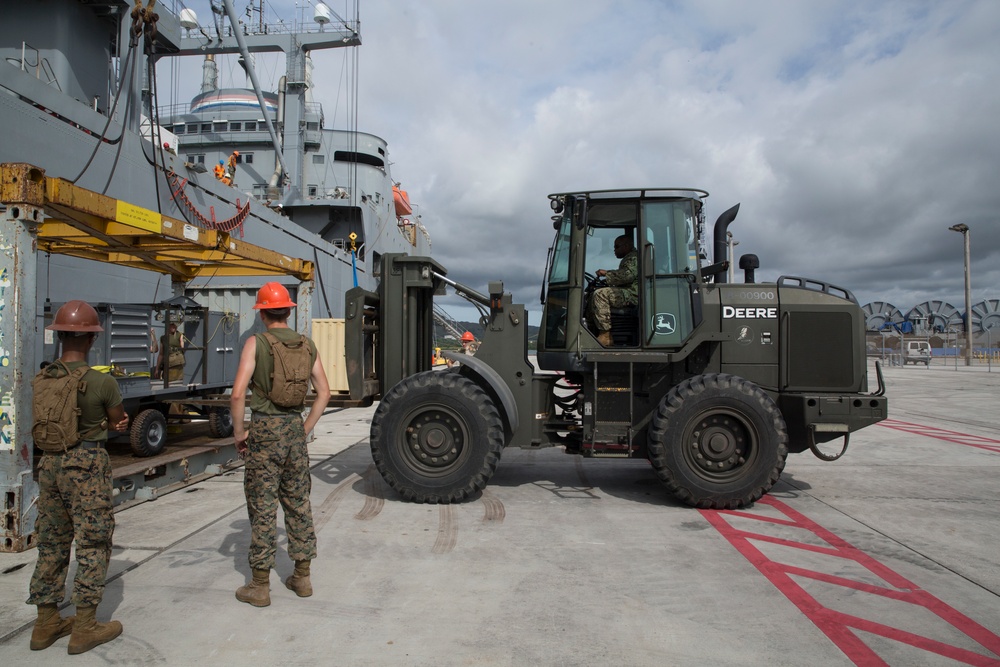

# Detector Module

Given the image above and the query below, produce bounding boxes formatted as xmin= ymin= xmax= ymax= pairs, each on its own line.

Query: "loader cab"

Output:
xmin=538 ymin=189 xmax=708 ymax=371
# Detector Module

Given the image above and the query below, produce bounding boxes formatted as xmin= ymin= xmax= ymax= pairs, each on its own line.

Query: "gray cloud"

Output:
xmin=172 ymin=1 xmax=1000 ymax=323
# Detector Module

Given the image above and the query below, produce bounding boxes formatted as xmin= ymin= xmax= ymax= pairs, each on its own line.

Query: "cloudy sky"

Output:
xmin=168 ymin=1 xmax=1000 ymax=327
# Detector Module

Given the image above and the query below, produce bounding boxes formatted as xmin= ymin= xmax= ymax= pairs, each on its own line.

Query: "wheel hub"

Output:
xmin=690 ymin=414 xmax=748 ymax=473
xmin=406 ymin=410 xmax=463 ymax=471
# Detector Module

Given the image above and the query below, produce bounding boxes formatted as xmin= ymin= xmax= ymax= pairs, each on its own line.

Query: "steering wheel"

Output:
xmin=584 ymin=271 xmax=607 ymax=291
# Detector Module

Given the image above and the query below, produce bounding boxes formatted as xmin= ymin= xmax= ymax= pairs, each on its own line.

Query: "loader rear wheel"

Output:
xmin=648 ymin=374 xmax=787 ymax=509
xmin=370 ymin=371 xmax=504 ymax=503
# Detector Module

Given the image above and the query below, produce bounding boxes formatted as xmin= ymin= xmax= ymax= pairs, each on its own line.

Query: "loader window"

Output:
xmin=547 ymin=214 xmax=572 ymax=285
xmin=641 ymin=200 xmax=698 ymax=346
xmin=542 ymin=213 xmax=574 ymax=349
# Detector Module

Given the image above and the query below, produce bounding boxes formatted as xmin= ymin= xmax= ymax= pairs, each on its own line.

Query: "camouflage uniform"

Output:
xmin=161 ymin=329 xmax=184 ymax=382
xmin=591 ymin=249 xmax=638 ymax=331
xmin=27 ymin=364 xmax=121 ymax=607
xmin=244 ymin=329 xmax=318 ymax=571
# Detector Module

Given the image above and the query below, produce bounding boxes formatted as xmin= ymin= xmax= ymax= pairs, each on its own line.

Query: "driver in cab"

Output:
xmin=590 ymin=233 xmax=638 ymax=346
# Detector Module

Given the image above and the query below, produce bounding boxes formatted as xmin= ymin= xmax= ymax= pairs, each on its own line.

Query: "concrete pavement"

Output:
xmin=0 ymin=362 xmax=998 ymax=665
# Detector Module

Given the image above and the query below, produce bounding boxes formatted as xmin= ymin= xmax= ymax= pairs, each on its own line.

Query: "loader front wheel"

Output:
xmin=370 ymin=371 xmax=505 ymax=503
xmin=648 ymin=374 xmax=787 ymax=509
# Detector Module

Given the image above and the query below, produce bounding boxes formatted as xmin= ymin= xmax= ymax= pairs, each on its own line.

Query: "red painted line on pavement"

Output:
xmin=878 ymin=419 xmax=1000 ymax=453
xmin=702 ymin=496 xmax=1000 ymax=666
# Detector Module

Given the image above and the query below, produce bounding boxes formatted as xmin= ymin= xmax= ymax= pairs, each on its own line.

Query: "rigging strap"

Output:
xmin=168 ymin=170 xmax=250 ymax=234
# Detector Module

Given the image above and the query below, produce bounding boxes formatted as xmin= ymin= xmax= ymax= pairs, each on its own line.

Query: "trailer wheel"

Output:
xmin=130 ymin=408 xmax=167 ymax=457
xmin=648 ymin=374 xmax=788 ymax=509
xmin=370 ymin=371 xmax=504 ymax=503
xmin=209 ymin=407 xmax=234 ymax=438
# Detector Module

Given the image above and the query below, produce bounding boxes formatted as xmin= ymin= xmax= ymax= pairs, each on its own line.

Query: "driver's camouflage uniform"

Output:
xmin=590 ymin=250 xmax=638 ymax=332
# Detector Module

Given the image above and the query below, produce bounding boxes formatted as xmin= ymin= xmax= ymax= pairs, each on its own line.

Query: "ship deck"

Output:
xmin=1 ymin=361 xmax=998 ymax=665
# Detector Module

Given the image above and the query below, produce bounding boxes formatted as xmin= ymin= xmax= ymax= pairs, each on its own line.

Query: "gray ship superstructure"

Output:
xmin=0 ymin=0 xmax=429 ymax=345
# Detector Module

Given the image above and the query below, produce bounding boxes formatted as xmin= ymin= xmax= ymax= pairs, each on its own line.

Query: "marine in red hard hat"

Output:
xmin=253 ymin=283 xmax=297 ymax=310
xmin=47 ymin=300 xmax=104 ymax=332
xmin=461 ymin=331 xmax=475 ymax=342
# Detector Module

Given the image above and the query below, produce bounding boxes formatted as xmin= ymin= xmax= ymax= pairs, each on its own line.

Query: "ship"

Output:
xmin=0 ymin=0 xmax=429 ymax=347
xmin=0 ymin=0 xmax=430 ymax=548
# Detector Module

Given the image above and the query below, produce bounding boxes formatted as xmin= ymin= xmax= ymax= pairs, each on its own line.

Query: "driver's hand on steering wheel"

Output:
xmin=596 ymin=269 xmax=607 ymax=278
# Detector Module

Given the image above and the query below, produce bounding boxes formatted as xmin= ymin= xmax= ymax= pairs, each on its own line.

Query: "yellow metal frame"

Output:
xmin=1 ymin=163 xmax=313 ymax=281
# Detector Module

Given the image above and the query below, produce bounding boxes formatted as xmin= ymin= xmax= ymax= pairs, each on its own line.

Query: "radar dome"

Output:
xmin=179 ymin=8 xmax=198 ymax=30
xmin=314 ymin=3 xmax=332 ymax=25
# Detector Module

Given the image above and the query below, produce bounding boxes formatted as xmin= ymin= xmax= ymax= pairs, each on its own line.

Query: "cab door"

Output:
xmin=640 ymin=200 xmax=699 ymax=347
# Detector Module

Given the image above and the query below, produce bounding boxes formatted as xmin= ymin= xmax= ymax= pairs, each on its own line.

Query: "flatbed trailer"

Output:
xmin=106 ymin=422 xmax=242 ymax=508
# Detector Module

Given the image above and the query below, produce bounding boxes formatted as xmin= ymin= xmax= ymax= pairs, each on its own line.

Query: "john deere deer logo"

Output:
xmin=653 ymin=313 xmax=676 ymax=335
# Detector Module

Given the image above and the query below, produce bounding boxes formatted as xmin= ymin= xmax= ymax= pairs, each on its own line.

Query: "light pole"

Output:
xmin=988 ymin=324 xmax=995 ymax=373
xmin=948 ymin=223 xmax=972 ymax=366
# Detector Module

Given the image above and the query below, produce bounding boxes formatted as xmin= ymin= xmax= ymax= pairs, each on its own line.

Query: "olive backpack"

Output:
xmin=31 ymin=361 xmax=95 ymax=451
xmin=257 ymin=332 xmax=312 ymax=407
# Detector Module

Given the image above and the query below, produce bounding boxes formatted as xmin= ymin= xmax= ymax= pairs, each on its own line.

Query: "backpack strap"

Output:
xmin=251 ymin=331 xmax=283 ymax=396
xmin=68 ymin=364 xmax=110 ymax=442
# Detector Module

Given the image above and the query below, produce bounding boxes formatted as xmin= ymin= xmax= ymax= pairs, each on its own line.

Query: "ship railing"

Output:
xmin=305 ymin=187 xmax=352 ymax=201
xmin=156 ymin=102 xmax=323 ymax=121
xmin=202 ymin=19 xmax=359 ymax=39
xmin=330 ymin=238 xmax=366 ymax=259
xmin=7 ymin=42 xmax=61 ymax=91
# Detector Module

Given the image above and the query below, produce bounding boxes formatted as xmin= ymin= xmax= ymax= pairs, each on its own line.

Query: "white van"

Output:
xmin=904 ymin=340 xmax=932 ymax=366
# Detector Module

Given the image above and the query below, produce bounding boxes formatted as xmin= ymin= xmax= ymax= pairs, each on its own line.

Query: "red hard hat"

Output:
xmin=461 ymin=331 xmax=475 ymax=342
xmin=253 ymin=282 xmax=296 ymax=309
xmin=47 ymin=300 xmax=104 ymax=332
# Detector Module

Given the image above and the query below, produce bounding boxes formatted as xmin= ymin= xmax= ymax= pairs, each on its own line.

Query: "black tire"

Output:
xmin=209 ymin=407 xmax=234 ymax=438
xmin=130 ymin=408 xmax=167 ymax=457
xmin=648 ymin=374 xmax=788 ymax=509
xmin=370 ymin=371 xmax=505 ymax=503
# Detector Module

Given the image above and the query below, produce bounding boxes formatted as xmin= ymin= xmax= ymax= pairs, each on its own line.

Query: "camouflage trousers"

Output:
xmin=27 ymin=447 xmax=114 ymax=607
xmin=589 ymin=287 xmax=637 ymax=331
xmin=244 ymin=415 xmax=317 ymax=571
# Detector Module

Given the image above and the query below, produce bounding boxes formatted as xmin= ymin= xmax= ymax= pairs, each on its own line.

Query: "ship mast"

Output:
xmin=220 ymin=0 xmax=290 ymax=183
xmin=175 ymin=3 xmax=361 ymax=203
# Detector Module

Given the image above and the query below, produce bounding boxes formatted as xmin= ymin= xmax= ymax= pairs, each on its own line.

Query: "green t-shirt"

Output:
xmin=249 ymin=328 xmax=317 ymax=415
xmin=60 ymin=361 xmax=123 ymax=441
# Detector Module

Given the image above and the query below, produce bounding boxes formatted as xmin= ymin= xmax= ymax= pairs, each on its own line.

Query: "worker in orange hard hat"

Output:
xmin=253 ymin=282 xmax=296 ymax=310
xmin=231 ymin=280 xmax=329 ymax=608
xmin=459 ymin=331 xmax=479 ymax=360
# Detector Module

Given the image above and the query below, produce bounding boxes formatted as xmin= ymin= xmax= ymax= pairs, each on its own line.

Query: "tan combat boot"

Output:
xmin=30 ymin=604 xmax=74 ymax=650
xmin=596 ymin=331 xmax=613 ymax=347
xmin=284 ymin=560 xmax=313 ymax=597
xmin=236 ymin=568 xmax=271 ymax=607
xmin=67 ymin=605 xmax=122 ymax=655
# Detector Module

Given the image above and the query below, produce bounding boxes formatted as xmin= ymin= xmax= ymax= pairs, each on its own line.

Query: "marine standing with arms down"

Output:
xmin=26 ymin=301 xmax=129 ymax=654
xmin=230 ymin=282 xmax=330 ymax=607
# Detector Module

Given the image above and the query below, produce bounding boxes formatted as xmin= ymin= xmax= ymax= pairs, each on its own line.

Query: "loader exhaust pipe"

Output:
xmin=712 ymin=203 xmax=741 ymax=284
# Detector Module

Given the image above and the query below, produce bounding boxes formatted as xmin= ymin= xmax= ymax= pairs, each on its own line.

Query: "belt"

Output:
xmin=251 ymin=412 xmax=300 ymax=421
xmin=77 ymin=440 xmax=105 ymax=450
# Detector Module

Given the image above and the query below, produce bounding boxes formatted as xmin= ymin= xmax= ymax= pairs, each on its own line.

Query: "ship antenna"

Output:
xmin=219 ymin=0 xmax=292 ymax=181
